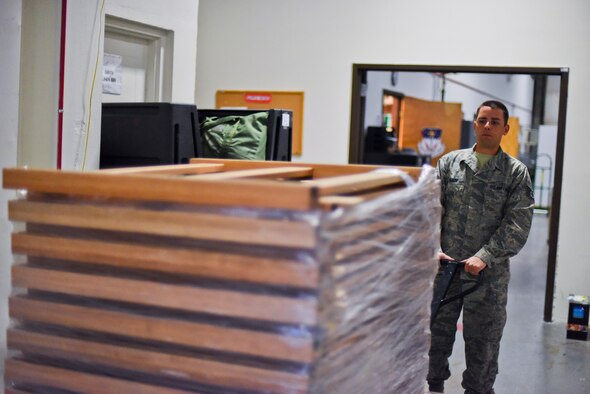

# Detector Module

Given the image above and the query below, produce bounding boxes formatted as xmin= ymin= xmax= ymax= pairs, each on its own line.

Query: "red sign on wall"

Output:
xmin=244 ymin=93 xmax=272 ymax=103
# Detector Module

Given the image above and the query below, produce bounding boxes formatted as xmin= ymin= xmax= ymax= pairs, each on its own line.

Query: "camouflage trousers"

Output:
xmin=427 ymin=263 xmax=509 ymax=393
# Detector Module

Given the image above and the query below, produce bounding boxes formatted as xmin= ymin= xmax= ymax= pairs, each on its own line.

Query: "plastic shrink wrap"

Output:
xmin=2 ymin=159 xmax=440 ymax=394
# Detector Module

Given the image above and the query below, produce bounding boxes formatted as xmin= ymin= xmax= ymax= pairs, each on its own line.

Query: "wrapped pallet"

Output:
xmin=2 ymin=159 xmax=441 ymax=394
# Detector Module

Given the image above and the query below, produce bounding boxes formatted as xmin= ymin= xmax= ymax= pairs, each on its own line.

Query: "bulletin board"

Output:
xmin=216 ymin=90 xmax=304 ymax=156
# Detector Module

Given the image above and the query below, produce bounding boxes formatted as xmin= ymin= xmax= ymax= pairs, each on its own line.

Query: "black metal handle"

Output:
xmin=438 ymin=259 xmax=484 ymax=306
xmin=431 ymin=259 xmax=485 ymax=324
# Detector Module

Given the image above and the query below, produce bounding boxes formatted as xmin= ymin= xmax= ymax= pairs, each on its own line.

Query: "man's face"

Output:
xmin=473 ymin=106 xmax=509 ymax=153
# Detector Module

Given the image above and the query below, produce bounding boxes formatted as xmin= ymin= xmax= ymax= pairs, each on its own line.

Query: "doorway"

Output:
xmin=102 ymin=15 xmax=173 ymax=103
xmin=349 ymin=64 xmax=569 ymax=322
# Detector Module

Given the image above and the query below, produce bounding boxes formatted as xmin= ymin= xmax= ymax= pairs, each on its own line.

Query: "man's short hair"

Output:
xmin=475 ymin=100 xmax=509 ymax=125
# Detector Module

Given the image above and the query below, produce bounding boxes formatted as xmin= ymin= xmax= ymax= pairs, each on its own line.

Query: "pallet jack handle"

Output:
xmin=430 ymin=259 xmax=485 ymax=324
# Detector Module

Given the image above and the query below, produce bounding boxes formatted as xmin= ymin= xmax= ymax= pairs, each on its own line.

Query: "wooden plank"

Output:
xmin=318 ymin=188 xmax=400 ymax=210
xmin=396 ymin=165 xmax=422 ymax=180
xmin=4 ymin=358 xmax=196 ymax=394
xmin=334 ymin=231 xmax=433 ymax=265
xmin=2 ymin=168 xmax=316 ymax=210
xmin=5 ymin=388 xmax=32 ymax=394
xmin=11 ymin=265 xmax=317 ymax=325
xmin=7 ymin=329 xmax=309 ymax=393
xmin=9 ymin=297 xmax=314 ymax=363
xmin=97 ymin=163 xmax=225 ymax=175
xmin=318 ymin=195 xmax=366 ymax=210
xmin=8 ymin=200 xmax=317 ymax=249
xmin=333 ymin=223 xmax=433 ymax=263
xmin=305 ymin=172 xmax=404 ymax=196
xmin=190 ymin=158 xmax=418 ymax=179
xmin=188 ymin=166 xmax=313 ymax=180
xmin=12 ymin=233 xmax=319 ymax=288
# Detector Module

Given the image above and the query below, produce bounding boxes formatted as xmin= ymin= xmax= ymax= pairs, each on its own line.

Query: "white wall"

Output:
xmin=196 ymin=0 xmax=590 ymax=322
xmin=61 ymin=0 xmax=106 ymax=170
xmin=442 ymin=73 xmax=534 ymax=128
xmin=0 ymin=0 xmax=22 ymax=387
xmin=536 ymin=125 xmax=557 ymax=208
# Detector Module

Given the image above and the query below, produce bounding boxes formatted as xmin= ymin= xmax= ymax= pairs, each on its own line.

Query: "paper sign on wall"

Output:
xmin=102 ymin=53 xmax=122 ymax=95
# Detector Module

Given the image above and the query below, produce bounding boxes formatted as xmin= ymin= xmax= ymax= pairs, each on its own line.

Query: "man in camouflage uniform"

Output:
xmin=427 ymin=100 xmax=534 ymax=394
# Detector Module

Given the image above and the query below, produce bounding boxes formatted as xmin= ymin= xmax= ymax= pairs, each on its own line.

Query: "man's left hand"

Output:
xmin=463 ymin=256 xmax=487 ymax=275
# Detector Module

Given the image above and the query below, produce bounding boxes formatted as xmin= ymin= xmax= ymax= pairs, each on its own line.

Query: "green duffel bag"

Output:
xmin=200 ymin=112 xmax=267 ymax=160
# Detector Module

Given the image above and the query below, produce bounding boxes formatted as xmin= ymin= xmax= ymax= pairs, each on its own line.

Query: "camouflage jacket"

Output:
xmin=437 ymin=146 xmax=534 ymax=268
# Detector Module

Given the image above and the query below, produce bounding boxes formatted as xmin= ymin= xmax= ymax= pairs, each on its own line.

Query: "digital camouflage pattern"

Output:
xmin=428 ymin=147 xmax=534 ymax=393
xmin=438 ymin=147 xmax=534 ymax=267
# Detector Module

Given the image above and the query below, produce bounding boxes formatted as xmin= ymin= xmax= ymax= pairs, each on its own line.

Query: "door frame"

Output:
xmin=104 ymin=15 xmax=173 ymax=102
xmin=349 ymin=64 xmax=569 ymax=322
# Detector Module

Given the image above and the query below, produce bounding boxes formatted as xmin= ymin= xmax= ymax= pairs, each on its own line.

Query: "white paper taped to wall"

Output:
xmin=103 ymin=53 xmax=122 ymax=95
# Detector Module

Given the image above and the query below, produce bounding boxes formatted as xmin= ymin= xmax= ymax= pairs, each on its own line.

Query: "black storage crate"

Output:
xmin=100 ymin=103 xmax=200 ymax=169
xmin=100 ymin=104 xmax=292 ymax=169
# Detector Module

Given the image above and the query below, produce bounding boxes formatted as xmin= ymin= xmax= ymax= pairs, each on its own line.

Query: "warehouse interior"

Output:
xmin=1 ymin=0 xmax=589 ymax=392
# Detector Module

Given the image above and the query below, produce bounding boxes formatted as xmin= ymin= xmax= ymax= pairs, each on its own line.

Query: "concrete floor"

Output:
xmin=443 ymin=214 xmax=590 ymax=393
